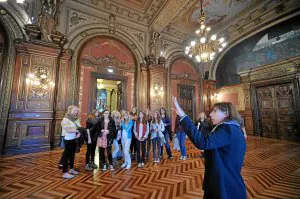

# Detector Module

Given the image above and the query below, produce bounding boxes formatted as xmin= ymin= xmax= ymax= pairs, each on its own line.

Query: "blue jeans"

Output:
xmin=162 ymin=131 xmax=172 ymax=157
xmin=177 ymin=132 xmax=186 ymax=156
xmin=152 ymin=137 xmax=161 ymax=160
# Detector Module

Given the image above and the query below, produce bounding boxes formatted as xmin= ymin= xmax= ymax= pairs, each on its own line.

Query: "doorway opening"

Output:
xmin=96 ymin=79 xmax=123 ymax=112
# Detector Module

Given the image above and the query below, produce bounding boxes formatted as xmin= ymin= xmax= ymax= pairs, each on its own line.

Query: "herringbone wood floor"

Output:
xmin=0 ymin=136 xmax=300 ymax=199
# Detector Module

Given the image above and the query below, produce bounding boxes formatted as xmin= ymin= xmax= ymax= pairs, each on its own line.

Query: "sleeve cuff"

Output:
xmin=180 ymin=115 xmax=187 ymax=122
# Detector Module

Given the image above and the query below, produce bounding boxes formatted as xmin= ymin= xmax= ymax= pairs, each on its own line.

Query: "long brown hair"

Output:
xmin=159 ymin=107 xmax=169 ymax=119
xmin=152 ymin=111 xmax=161 ymax=124
xmin=213 ymin=102 xmax=241 ymax=124
xmin=138 ymin=111 xmax=147 ymax=124
xmin=88 ymin=109 xmax=99 ymax=119
xmin=197 ymin=112 xmax=207 ymax=120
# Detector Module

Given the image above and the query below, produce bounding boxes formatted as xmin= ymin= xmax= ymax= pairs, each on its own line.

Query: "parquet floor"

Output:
xmin=0 ymin=136 xmax=300 ymax=199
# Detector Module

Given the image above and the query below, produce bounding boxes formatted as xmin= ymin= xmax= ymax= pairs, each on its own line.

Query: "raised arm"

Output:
xmin=180 ymin=116 xmax=231 ymax=150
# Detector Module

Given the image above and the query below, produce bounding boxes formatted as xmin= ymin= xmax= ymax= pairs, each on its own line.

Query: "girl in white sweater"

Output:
xmin=150 ymin=111 xmax=165 ymax=163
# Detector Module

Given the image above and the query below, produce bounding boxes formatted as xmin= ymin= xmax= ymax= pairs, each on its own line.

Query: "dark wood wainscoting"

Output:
xmin=256 ymin=83 xmax=299 ymax=140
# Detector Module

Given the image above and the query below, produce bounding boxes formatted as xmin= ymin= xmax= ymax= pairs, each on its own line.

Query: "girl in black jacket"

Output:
xmin=96 ymin=109 xmax=116 ymax=171
xmin=85 ymin=110 xmax=101 ymax=171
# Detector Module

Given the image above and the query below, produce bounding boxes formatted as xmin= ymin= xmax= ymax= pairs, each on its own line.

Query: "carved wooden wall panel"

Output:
xmin=149 ymin=66 xmax=166 ymax=112
xmin=256 ymin=83 xmax=298 ymax=140
xmin=5 ymin=43 xmax=62 ymax=153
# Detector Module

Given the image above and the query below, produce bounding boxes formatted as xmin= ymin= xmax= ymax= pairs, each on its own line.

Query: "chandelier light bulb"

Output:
xmin=222 ymin=43 xmax=227 ymax=47
xmin=200 ymin=37 xmax=206 ymax=43
xmin=206 ymin=27 xmax=211 ymax=31
xmin=210 ymin=52 xmax=216 ymax=57
xmin=189 ymin=54 xmax=192 ymax=57
xmin=191 ymin=41 xmax=196 ymax=46
xmin=219 ymin=37 xmax=225 ymax=43
xmin=211 ymin=35 xmax=217 ymax=40
xmin=201 ymin=53 xmax=207 ymax=58
xmin=40 ymin=74 xmax=47 ymax=79
xmin=160 ymin=87 xmax=163 ymax=91
xmin=185 ymin=50 xmax=189 ymax=54
xmin=195 ymin=29 xmax=200 ymax=34
xmin=219 ymin=48 xmax=223 ymax=52
xmin=28 ymin=73 xmax=35 ymax=78
xmin=185 ymin=46 xmax=190 ymax=50
xmin=195 ymin=55 xmax=201 ymax=62
xmin=200 ymin=24 xmax=205 ymax=30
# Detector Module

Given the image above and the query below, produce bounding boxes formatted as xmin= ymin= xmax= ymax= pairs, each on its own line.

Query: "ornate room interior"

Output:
xmin=0 ymin=0 xmax=300 ymax=198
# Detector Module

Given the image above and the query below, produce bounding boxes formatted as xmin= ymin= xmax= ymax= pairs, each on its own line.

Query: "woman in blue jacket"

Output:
xmin=120 ymin=111 xmax=134 ymax=169
xmin=172 ymin=97 xmax=246 ymax=199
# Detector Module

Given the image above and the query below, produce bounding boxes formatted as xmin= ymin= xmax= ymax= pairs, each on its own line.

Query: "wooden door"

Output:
xmin=178 ymin=85 xmax=195 ymax=121
xmin=256 ymin=83 xmax=298 ymax=140
xmin=274 ymin=84 xmax=298 ymax=140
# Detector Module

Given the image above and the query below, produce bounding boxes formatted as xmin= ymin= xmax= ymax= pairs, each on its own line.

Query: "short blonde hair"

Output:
xmin=66 ymin=105 xmax=79 ymax=116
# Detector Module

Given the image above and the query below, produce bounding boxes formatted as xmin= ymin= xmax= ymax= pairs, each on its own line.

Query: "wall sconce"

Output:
xmin=150 ymin=83 xmax=164 ymax=96
xmin=26 ymin=67 xmax=54 ymax=98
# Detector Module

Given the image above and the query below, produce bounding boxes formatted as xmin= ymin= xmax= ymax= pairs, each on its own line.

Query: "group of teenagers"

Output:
xmin=59 ymin=97 xmax=248 ymax=199
xmin=59 ymin=106 xmax=195 ymax=179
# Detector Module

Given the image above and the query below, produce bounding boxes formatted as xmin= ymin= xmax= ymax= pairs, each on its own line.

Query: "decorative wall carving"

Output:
xmin=70 ymin=12 xmax=86 ymax=27
xmin=66 ymin=9 xmax=145 ymax=52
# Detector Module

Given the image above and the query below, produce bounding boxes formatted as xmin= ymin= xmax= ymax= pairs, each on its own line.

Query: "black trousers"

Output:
xmin=62 ymin=139 xmax=76 ymax=173
xmin=203 ymin=192 xmax=219 ymax=199
xmin=130 ymin=132 xmax=137 ymax=154
xmin=85 ymin=141 xmax=97 ymax=164
xmin=136 ymin=140 xmax=146 ymax=163
xmin=99 ymin=146 xmax=113 ymax=165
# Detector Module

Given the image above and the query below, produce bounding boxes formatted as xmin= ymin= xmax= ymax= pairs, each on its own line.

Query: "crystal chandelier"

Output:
xmin=185 ymin=0 xmax=227 ymax=62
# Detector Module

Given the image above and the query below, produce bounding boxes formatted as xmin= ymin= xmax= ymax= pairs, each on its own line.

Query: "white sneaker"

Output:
xmin=102 ymin=165 xmax=107 ymax=171
xmin=182 ymin=156 xmax=187 ymax=160
xmin=156 ymin=158 xmax=160 ymax=163
xmin=179 ymin=156 xmax=183 ymax=160
xmin=138 ymin=163 xmax=142 ymax=168
xmin=125 ymin=165 xmax=131 ymax=170
xmin=109 ymin=165 xmax=114 ymax=171
xmin=121 ymin=163 xmax=127 ymax=168
xmin=63 ymin=172 xmax=74 ymax=179
xmin=141 ymin=162 xmax=144 ymax=167
xmin=69 ymin=169 xmax=79 ymax=175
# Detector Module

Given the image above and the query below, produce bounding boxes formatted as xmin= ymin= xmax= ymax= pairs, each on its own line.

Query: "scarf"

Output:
xmin=64 ymin=113 xmax=79 ymax=122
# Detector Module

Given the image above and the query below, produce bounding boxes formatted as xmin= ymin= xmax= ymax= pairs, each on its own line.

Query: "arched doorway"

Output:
xmin=77 ymin=37 xmax=137 ymax=124
xmin=169 ymin=58 xmax=203 ymax=129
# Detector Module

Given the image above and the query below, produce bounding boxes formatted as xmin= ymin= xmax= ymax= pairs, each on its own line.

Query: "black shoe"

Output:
xmin=58 ymin=163 xmax=63 ymax=169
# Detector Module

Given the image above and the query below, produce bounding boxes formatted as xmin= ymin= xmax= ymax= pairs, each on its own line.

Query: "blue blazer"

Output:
xmin=181 ymin=116 xmax=246 ymax=199
xmin=121 ymin=120 xmax=133 ymax=139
